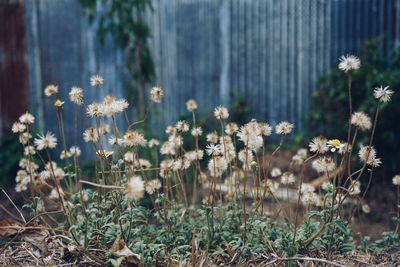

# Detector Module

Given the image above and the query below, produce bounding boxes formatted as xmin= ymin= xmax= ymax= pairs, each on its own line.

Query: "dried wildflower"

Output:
xmin=327 ymin=139 xmax=344 ymax=152
xmin=291 ymin=155 xmax=304 ymax=166
xmin=312 ymin=157 xmax=335 ymax=173
xmin=373 ymin=86 xmax=394 ymax=103
xmin=54 ymin=99 xmax=64 ymax=107
xmin=86 ymin=102 xmax=101 ymax=117
xmin=213 ymin=106 xmax=229 ymax=120
xmin=207 ymin=156 xmax=228 ymax=177
xmin=270 ymin=168 xmax=282 ymax=177
xmin=309 ymin=136 xmax=329 ymax=154
xmin=145 ymin=179 xmax=162 ymax=195
xmin=259 ymin=122 xmax=272 ymax=136
xmin=275 ymin=121 xmax=294 ymax=135
xmin=206 ymin=132 xmax=219 ymax=143
xmin=301 ymin=191 xmax=320 ymax=206
xmin=362 ymin=204 xmax=371 ymax=214
xmin=19 ymin=158 xmax=39 ymax=172
xmin=44 ymin=85 xmax=58 ymax=97
xmin=160 ymin=141 xmax=176 ymax=155
xmin=148 ymin=139 xmax=160 ymax=148
xmin=206 ymin=144 xmax=223 ymax=156
xmin=338 ymin=142 xmax=351 ymax=154
xmin=19 ymin=132 xmax=32 ymax=144
xmin=225 ymin=122 xmax=239 ymax=135
xmin=90 ymin=75 xmax=104 ymax=87
xmin=176 ymin=120 xmax=189 ymax=132
xmin=237 ymin=122 xmax=264 ymax=151
xmin=24 ymin=146 xmax=36 ymax=155
xmin=238 ymin=149 xmax=254 ymax=165
xmin=134 ymin=158 xmax=152 ymax=169
xmin=186 ymin=99 xmax=197 ymax=112
xmin=126 ymin=176 xmax=145 ymax=201
xmin=34 ymin=132 xmax=57 ymax=150
xmin=69 ymin=146 xmax=81 ymax=157
xmin=392 ymin=175 xmax=400 ymax=186
xmin=358 ymin=145 xmax=381 ymax=167
xmin=83 ymin=128 xmax=98 ymax=142
xmin=185 ymin=150 xmax=204 ymax=161
xmin=172 ymin=157 xmax=190 ymax=171
xmin=124 ymin=130 xmax=147 ymax=147
xmin=299 ymin=183 xmax=315 ymax=194
xmin=69 ymin=87 xmax=83 ymax=105
xmin=351 ymin=112 xmax=372 ymax=131
xmin=281 ymin=172 xmax=296 ymax=185
xmin=296 ymin=148 xmax=308 ymax=159
xmin=349 ymin=181 xmax=361 ymax=195
xmin=191 ymin=127 xmax=203 ymax=137
xmin=99 ymin=96 xmax=129 ymax=117
xmin=49 ymin=188 xmax=64 ymax=200
xmin=197 ymin=172 xmax=208 ymax=184
xmin=60 ymin=150 xmax=71 ymax=160
xmin=108 ymin=135 xmax=124 ymax=146
xmin=150 ymin=86 xmax=164 ymax=103
xmin=19 ymin=112 xmax=35 ymax=124
xmin=12 ymin=122 xmax=26 ymax=133
xmin=165 ymin=125 xmax=176 ymax=135
xmin=338 ymin=55 xmax=360 ymax=72
xmin=124 ymin=152 xmax=135 ymax=162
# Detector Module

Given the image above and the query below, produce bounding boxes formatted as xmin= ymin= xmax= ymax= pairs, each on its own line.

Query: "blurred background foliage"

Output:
xmin=306 ymin=39 xmax=400 ymax=179
xmin=79 ymin=0 xmax=155 ymax=116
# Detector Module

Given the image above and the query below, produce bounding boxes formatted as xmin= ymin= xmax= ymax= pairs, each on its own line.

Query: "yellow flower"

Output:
xmin=54 ymin=99 xmax=65 ymax=107
xmin=250 ymin=161 xmax=258 ymax=168
xmin=96 ymin=150 xmax=114 ymax=158
xmin=327 ymin=139 xmax=344 ymax=152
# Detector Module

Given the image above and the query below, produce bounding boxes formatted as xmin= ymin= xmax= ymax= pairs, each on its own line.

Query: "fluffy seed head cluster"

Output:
xmin=358 ymin=145 xmax=381 ymax=167
xmin=186 ymin=99 xmax=197 ymax=112
xmin=392 ymin=175 xmax=400 ymax=186
xmin=150 ymin=87 xmax=164 ymax=103
xmin=34 ymin=132 xmax=57 ymax=150
xmin=191 ymin=127 xmax=203 ymax=137
xmin=148 ymin=139 xmax=160 ymax=148
xmin=19 ymin=112 xmax=35 ymax=124
xmin=280 ymin=172 xmax=296 ymax=185
xmin=69 ymin=87 xmax=84 ymax=105
xmin=126 ymin=176 xmax=145 ymax=201
xmin=123 ymin=130 xmax=147 ymax=147
xmin=90 ymin=75 xmax=104 ymax=87
xmin=87 ymin=95 xmax=129 ymax=117
xmin=12 ymin=122 xmax=26 ymax=133
xmin=44 ymin=84 xmax=58 ymax=97
xmin=213 ymin=106 xmax=229 ymax=120
xmin=236 ymin=120 xmax=264 ymax=151
xmin=312 ymin=157 xmax=335 ymax=173
xmin=145 ymin=179 xmax=162 ymax=195
xmin=225 ymin=122 xmax=239 ymax=135
xmin=270 ymin=168 xmax=282 ymax=178
xmin=338 ymin=55 xmax=361 ymax=72
xmin=309 ymin=136 xmax=329 ymax=154
xmin=206 ymin=144 xmax=222 ymax=156
xmin=275 ymin=121 xmax=294 ymax=135
xmin=351 ymin=112 xmax=372 ymax=131
xmin=207 ymin=156 xmax=228 ymax=177
xmin=373 ymin=86 xmax=394 ymax=103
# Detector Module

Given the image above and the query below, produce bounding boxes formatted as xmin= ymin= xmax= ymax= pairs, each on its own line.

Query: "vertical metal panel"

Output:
xmin=15 ymin=0 xmax=399 ymax=151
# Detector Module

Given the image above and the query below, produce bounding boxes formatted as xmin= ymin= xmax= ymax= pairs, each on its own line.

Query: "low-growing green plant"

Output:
xmin=5 ymin=54 xmax=400 ymax=265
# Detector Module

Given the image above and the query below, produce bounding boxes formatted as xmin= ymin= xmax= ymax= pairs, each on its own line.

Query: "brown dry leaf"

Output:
xmin=0 ymin=219 xmax=24 ymax=238
xmin=110 ymin=236 xmax=141 ymax=267
xmin=21 ymin=229 xmax=50 ymax=256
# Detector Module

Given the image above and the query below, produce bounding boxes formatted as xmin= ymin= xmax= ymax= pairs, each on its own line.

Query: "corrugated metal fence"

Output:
xmin=1 ymin=0 xmax=399 ymax=158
